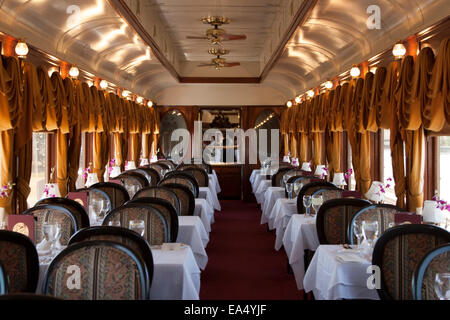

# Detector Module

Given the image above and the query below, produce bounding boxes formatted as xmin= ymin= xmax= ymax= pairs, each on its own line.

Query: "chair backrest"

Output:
xmin=69 ymin=226 xmax=154 ymax=288
xmin=412 ymin=243 xmax=450 ymax=300
xmin=137 ymin=167 xmax=160 ymax=187
xmin=133 ymin=187 xmax=181 ymax=216
xmin=197 ymin=163 xmax=212 ymax=174
xmin=42 ymin=240 xmax=150 ymax=300
xmin=36 ymin=197 xmax=90 ymax=229
xmin=127 ymin=197 xmax=178 ymax=242
xmin=23 ymin=204 xmax=79 ymax=246
xmin=0 ymin=230 xmax=39 ymax=293
xmin=348 ymin=204 xmax=409 ymax=245
xmin=286 ymin=175 xmax=315 ymax=198
xmin=179 ymin=167 xmax=209 ymax=187
xmin=117 ymin=173 xmax=145 ymax=198
xmin=372 ymin=224 xmax=450 ymax=300
xmin=157 ymin=160 xmax=176 ymax=170
xmin=316 ymin=198 xmax=371 ymax=244
xmin=159 ymin=183 xmax=195 ymax=216
xmin=271 ymin=167 xmax=293 ymax=187
xmin=155 ymin=162 xmax=170 ymax=170
xmin=0 ymin=261 xmax=7 ymax=295
xmin=147 ymin=164 xmax=164 ymax=178
xmin=159 ymin=173 xmax=199 ymax=198
xmin=128 ymin=169 xmax=153 ymax=185
xmin=90 ymin=182 xmax=130 ymax=210
xmin=297 ymin=181 xmax=336 ymax=214
xmin=281 ymin=169 xmax=305 ymax=187
xmin=102 ymin=203 xmax=169 ymax=245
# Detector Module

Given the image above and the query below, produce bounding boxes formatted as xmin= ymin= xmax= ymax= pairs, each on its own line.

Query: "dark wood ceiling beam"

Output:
xmin=259 ymin=0 xmax=318 ymax=82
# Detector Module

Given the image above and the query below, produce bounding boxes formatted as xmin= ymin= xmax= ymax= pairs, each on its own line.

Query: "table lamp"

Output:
xmin=291 ymin=158 xmax=299 ymax=167
xmin=85 ymin=173 xmax=99 ymax=188
xmin=110 ymin=166 xmax=121 ymax=178
xmin=301 ymin=162 xmax=312 ymax=172
xmin=41 ymin=183 xmax=61 ymax=199
xmin=150 ymin=155 xmax=158 ymax=163
xmin=332 ymin=173 xmax=347 ymax=188
xmin=314 ymin=165 xmax=328 ymax=177
xmin=126 ymin=161 xmax=137 ymax=170
xmin=283 ymin=155 xmax=291 ymax=163
xmin=423 ymin=200 xmax=445 ymax=224
xmin=140 ymin=158 xmax=149 ymax=166
xmin=365 ymin=181 xmax=384 ymax=203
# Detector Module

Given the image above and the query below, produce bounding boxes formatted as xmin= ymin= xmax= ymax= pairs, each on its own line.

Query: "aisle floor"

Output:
xmin=200 ymin=200 xmax=303 ymax=300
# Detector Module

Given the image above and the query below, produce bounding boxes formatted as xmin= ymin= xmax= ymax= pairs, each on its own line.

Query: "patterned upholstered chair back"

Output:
xmin=128 ymin=169 xmax=153 ymax=185
xmin=102 ymin=203 xmax=169 ymax=245
xmin=159 ymin=174 xmax=199 ymax=198
xmin=134 ymin=187 xmax=181 ymax=216
xmin=285 ymin=175 xmax=310 ymax=198
xmin=157 ymin=160 xmax=176 ymax=170
xmin=176 ymin=164 xmax=198 ymax=171
xmin=297 ymin=181 xmax=335 ymax=214
xmin=90 ymin=182 xmax=130 ymax=210
xmin=413 ymin=243 xmax=450 ymax=300
xmin=0 ymin=261 xmax=8 ymax=294
xmin=138 ymin=168 xmax=160 ymax=186
xmin=42 ymin=240 xmax=150 ymax=300
xmin=36 ymin=197 xmax=90 ymax=229
xmin=155 ymin=162 xmax=170 ymax=170
xmin=271 ymin=167 xmax=293 ymax=187
xmin=69 ymin=226 xmax=154 ymax=288
xmin=373 ymin=224 xmax=450 ymax=300
xmin=23 ymin=205 xmax=79 ymax=246
xmin=0 ymin=230 xmax=39 ymax=293
xmin=127 ymin=198 xmax=178 ymax=242
xmin=316 ymin=198 xmax=371 ymax=244
xmin=281 ymin=170 xmax=304 ymax=188
xmin=117 ymin=173 xmax=145 ymax=198
xmin=147 ymin=164 xmax=165 ymax=178
xmin=179 ymin=167 xmax=209 ymax=187
xmin=160 ymin=183 xmax=195 ymax=216
xmin=348 ymin=204 xmax=409 ymax=245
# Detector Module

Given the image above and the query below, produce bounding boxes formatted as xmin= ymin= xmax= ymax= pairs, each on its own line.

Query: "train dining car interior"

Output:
xmin=0 ymin=0 xmax=449 ymax=310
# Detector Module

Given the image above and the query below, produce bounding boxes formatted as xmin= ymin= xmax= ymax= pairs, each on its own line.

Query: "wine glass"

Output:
xmin=311 ymin=195 xmax=323 ymax=216
xmin=129 ymin=220 xmax=145 ymax=237
xmin=43 ymin=223 xmax=59 ymax=257
xmin=362 ymin=220 xmax=379 ymax=249
xmin=96 ymin=199 xmax=108 ymax=223
xmin=286 ymin=183 xmax=294 ymax=199
xmin=294 ymin=182 xmax=303 ymax=198
xmin=435 ymin=273 xmax=450 ymax=300
xmin=353 ymin=222 xmax=364 ymax=246
xmin=303 ymin=195 xmax=312 ymax=216
xmin=282 ymin=175 xmax=288 ymax=188
xmin=108 ymin=220 xmax=121 ymax=227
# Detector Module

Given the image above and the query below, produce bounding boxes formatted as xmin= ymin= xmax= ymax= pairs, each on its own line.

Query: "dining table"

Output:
xmin=303 ymin=244 xmax=379 ymax=300
xmin=177 ymin=216 xmax=209 ymax=270
xmin=254 ymin=180 xmax=272 ymax=205
xmin=282 ymin=214 xmax=320 ymax=290
xmin=194 ymin=198 xmax=215 ymax=233
xmin=199 ymin=186 xmax=221 ymax=211
xmin=260 ymin=187 xmax=285 ymax=225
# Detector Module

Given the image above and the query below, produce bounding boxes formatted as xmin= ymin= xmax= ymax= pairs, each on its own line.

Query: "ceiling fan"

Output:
xmin=198 ymin=56 xmax=241 ymax=70
xmin=187 ymin=16 xmax=247 ymax=44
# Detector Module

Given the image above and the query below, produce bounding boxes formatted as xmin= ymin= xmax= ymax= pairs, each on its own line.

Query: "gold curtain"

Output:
xmin=93 ymin=132 xmax=109 ymax=182
xmin=56 ymin=130 xmax=68 ymax=196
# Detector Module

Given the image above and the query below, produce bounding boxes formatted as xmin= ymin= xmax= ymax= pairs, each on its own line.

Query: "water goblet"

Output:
xmin=129 ymin=220 xmax=145 ymax=237
xmin=311 ymin=195 xmax=323 ymax=216
xmin=286 ymin=183 xmax=294 ymax=199
xmin=435 ymin=273 xmax=450 ymax=300
xmin=362 ymin=220 xmax=379 ymax=249
xmin=353 ymin=222 xmax=364 ymax=248
xmin=303 ymin=195 xmax=312 ymax=216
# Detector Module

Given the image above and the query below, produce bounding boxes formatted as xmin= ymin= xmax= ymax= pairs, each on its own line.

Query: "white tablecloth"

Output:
xmin=255 ymin=180 xmax=272 ymax=205
xmin=177 ymin=216 xmax=209 ymax=270
xmin=199 ymin=187 xmax=221 ymax=211
xmin=273 ymin=199 xmax=298 ymax=250
xmin=194 ymin=198 xmax=215 ymax=233
xmin=282 ymin=214 xmax=319 ymax=290
xmin=266 ymin=198 xmax=296 ymax=230
xmin=303 ymin=245 xmax=379 ymax=300
xmin=209 ymin=171 xmax=221 ymax=194
xmin=250 ymin=169 xmax=261 ymax=185
xmin=37 ymin=246 xmax=201 ymax=300
xmin=261 ymin=187 xmax=285 ymax=225
xmin=252 ymin=173 xmax=268 ymax=194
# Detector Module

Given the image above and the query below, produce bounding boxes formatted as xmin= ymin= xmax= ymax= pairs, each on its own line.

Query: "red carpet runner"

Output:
xmin=200 ymin=200 xmax=303 ymax=300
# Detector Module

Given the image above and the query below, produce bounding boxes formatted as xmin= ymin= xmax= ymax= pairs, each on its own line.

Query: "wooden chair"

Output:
xmin=160 ymin=183 xmax=195 ymax=216
xmin=102 ymin=203 xmax=169 ymax=245
xmin=159 ymin=172 xmax=199 ymax=198
xmin=412 ymin=243 xmax=450 ymax=300
xmin=42 ymin=240 xmax=150 ymax=300
xmin=36 ymin=197 xmax=90 ymax=229
xmin=372 ymin=224 xmax=450 ymax=300
xmin=133 ymin=186 xmax=181 ymax=216
xmin=69 ymin=226 xmax=154 ymax=288
xmin=90 ymin=182 xmax=130 ymax=210
xmin=296 ymin=181 xmax=335 ymax=214
xmin=0 ymin=230 xmax=39 ymax=293
xmin=178 ymin=167 xmax=209 ymax=187
xmin=271 ymin=167 xmax=293 ymax=187
xmin=137 ymin=167 xmax=161 ymax=187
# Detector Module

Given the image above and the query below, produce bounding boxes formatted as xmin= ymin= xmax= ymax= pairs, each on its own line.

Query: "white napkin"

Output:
xmin=335 ymin=252 xmax=368 ymax=264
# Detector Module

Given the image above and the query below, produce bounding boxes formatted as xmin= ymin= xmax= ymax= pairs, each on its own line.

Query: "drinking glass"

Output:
xmin=353 ymin=222 xmax=364 ymax=246
xmin=96 ymin=199 xmax=107 ymax=223
xmin=311 ymin=195 xmax=323 ymax=216
xmin=303 ymin=195 xmax=312 ymax=216
xmin=294 ymin=182 xmax=303 ymax=197
xmin=435 ymin=273 xmax=450 ymax=300
xmin=362 ymin=220 xmax=379 ymax=248
xmin=108 ymin=220 xmax=121 ymax=227
xmin=129 ymin=220 xmax=145 ymax=237
xmin=282 ymin=175 xmax=288 ymax=187
xmin=43 ymin=223 xmax=60 ymax=257
xmin=286 ymin=183 xmax=294 ymax=199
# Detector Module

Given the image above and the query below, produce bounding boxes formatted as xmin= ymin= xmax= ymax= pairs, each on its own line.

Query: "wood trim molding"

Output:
xmin=107 ymin=0 xmax=181 ymax=82
xmin=180 ymin=77 xmax=261 ymax=84
xmin=259 ymin=0 xmax=318 ymax=82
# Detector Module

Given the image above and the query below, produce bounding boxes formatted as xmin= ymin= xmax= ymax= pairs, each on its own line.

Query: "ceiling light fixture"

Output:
xmin=69 ymin=66 xmax=80 ymax=78
xmin=100 ymin=80 xmax=108 ymax=89
xmin=324 ymin=81 xmax=333 ymax=90
xmin=392 ymin=41 xmax=406 ymax=59
xmin=307 ymin=90 xmax=315 ymax=99
xmin=47 ymin=66 xmax=60 ymax=77
xmin=295 ymin=96 xmax=301 ymax=104
xmin=122 ymin=90 xmax=130 ymax=98
xmin=350 ymin=65 xmax=361 ymax=78
xmin=286 ymin=101 xmax=293 ymax=108
xmin=147 ymin=101 xmax=153 ymax=108
xmin=136 ymin=96 xmax=144 ymax=104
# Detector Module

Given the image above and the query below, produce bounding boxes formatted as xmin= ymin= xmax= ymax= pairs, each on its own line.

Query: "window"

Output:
xmin=438 ymin=136 xmax=450 ymax=201
xmin=382 ymin=130 xmax=396 ymax=205
xmin=347 ymin=141 xmax=356 ymax=191
xmin=75 ymin=133 xmax=86 ymax=189
xmin=28 ymin=133 xmax=48 ymax=207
